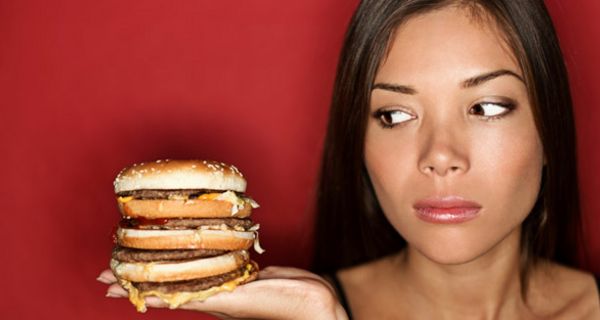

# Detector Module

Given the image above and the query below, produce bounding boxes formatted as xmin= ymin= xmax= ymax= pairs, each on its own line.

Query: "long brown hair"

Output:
xmin=312 ymin=0 xmax=583 ymax=292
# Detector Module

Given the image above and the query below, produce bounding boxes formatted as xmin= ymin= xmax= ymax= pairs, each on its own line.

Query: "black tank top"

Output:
xmin=326 ymin=273 xmax=600 ymax=319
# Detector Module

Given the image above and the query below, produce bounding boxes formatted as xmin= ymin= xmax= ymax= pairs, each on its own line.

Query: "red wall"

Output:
xmin=546 ymin=0 xmax=600 ymax=271
xmin=1 ymin=1 xmax=597 ymax=319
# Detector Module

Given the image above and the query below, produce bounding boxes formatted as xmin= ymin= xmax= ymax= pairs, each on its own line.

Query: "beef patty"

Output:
xmin=131 ymin=262 xmax=258 ymax=293
xmin=117 ymin=189 xmax=243 ymax=200
xmin=113 ymin=246 xmax=227 ymax=263
xmin=119 ymin=217 xmax=255 ymax=230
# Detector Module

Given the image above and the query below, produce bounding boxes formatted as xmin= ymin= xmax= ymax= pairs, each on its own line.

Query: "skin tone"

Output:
xmin=98 ymin=5 xmax=599 ymax=320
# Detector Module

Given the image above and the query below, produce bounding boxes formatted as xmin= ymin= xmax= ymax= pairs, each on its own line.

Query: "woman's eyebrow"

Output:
xmin=372 ymin=83 xmax=417 ymax=95
xmin=461 ymin=69 xmax=524 ymax=89
xmin=372 ymin=69 xmax=525 ymax=94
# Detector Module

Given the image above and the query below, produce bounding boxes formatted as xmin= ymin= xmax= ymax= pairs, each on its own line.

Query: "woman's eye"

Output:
xmin=374 ymin=109 xmax=414 ymax=128
xmin=469 ymin=102 xmax=515 ymax=118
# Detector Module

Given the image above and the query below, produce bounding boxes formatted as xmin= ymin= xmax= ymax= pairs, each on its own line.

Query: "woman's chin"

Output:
xmin=408 ymin=236 xmax=496 ymax=266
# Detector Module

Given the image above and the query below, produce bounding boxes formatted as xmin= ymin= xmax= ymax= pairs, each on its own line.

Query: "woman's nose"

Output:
xmin=417 ymin=123 xmax=470 ymax=177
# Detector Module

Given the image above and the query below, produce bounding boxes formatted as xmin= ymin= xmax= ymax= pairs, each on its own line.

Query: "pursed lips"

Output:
xmin=413 ymin=196 xmax=482 ymax=224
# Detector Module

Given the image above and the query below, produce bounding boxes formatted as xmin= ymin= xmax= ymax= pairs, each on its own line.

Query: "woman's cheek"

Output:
xmin=474 ymin=125 xmax=544 ymax=227
xmin=364 ymin=131 xmax=416 ymax=215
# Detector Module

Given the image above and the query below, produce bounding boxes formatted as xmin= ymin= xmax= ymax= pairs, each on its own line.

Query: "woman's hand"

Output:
xmin=97 ymin=266 xmax=349 ymax=320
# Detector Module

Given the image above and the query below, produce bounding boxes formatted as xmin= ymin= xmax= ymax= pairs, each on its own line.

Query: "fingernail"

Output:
xmin=106 ymin=292 xmax=119 ymax=298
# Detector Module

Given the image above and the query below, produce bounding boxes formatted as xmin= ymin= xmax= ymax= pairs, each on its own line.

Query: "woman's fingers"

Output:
xmin=144 ymin=296 xmax=170 ymax=308
xmin=258 ymin=266 xmax=336 ymax=293
xmin=106 ymin=283 xmax=128 ymax=297
xmin=97 ymin=269 xmax=117 ymax=284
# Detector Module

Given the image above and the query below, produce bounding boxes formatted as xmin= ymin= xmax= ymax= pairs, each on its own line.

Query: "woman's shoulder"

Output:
xmin=527 ymin=261 xmax=600 ymax=319
xmin=331 ymin=257 xmax=600 ymax=319
xmin=335 ymin=253 xmax=397 ymax=291
xmin=332 ymin=253 xmax=408 ymax=318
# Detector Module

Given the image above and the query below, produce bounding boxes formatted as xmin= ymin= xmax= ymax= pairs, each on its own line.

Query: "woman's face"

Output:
xmin=364 ymin=6 xmax=544 ymax=264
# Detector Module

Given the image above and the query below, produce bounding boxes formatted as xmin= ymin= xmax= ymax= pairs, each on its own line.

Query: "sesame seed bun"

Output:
xmin=113 ymin=159 xmax=246 ymax=193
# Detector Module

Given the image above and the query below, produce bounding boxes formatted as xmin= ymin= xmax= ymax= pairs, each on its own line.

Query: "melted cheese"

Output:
xmin=198 ymin=193 xmax=222 ymax=201
xmin=117 ymin=196 xmax=133 ymax=203
xmin=120 ymin=265 xmax=252 ymax=313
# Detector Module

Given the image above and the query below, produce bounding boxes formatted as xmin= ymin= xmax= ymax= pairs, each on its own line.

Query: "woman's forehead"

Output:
xmin=375 ymin=6 xmax=522 ymax=86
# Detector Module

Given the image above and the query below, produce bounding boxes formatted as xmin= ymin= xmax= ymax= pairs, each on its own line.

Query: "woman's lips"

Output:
xmin=413 ymin=196 xmax=482 ymax=224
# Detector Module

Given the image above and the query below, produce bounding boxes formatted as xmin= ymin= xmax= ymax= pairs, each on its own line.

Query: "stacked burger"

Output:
xmin=110 ymin=159 xmax=264 ymax=312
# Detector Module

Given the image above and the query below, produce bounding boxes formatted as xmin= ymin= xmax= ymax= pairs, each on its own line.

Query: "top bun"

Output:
xmin=114 ymin=159 xmax=247 ymax=193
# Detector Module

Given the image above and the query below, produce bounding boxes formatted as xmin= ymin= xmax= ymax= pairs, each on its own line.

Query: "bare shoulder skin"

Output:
xmin=526 ymin=262 xmax=600 ymax=319
xmin=334 ymin=255 xmax=600 ymax=319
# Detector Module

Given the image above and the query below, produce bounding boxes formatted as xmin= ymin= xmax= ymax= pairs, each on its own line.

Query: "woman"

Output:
xmin=100 ymin=0 xmax=600 ymax=318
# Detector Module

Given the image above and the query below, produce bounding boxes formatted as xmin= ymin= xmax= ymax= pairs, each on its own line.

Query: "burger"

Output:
xmin=110 ymin=159 xmax=264 ymax=312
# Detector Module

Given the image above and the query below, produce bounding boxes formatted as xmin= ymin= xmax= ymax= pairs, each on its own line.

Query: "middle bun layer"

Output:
xmin=111 ymin=250 xmax=250 ymax=282
xmin=117 ymin=228 xmax=256 ymax=250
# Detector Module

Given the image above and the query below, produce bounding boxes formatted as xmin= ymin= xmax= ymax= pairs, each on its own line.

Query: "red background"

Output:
xmin=1 ymin=1 xmax=598 ymax=319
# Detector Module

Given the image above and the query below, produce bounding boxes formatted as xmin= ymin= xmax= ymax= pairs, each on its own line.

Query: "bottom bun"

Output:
xmin=119 ymin=261 xmax=259 ymax=313
xmin=111 ymin=250 xmax=249 ymax=282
